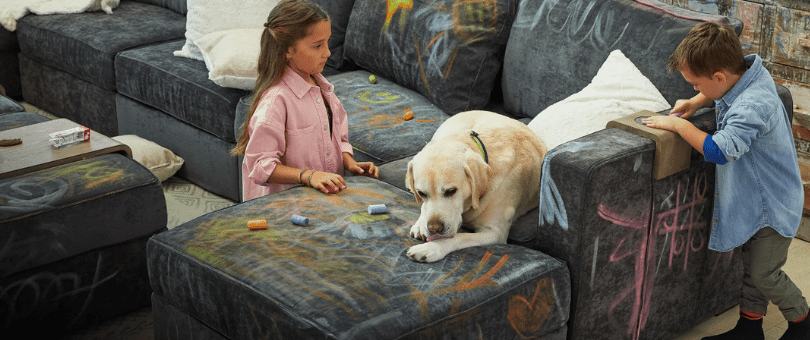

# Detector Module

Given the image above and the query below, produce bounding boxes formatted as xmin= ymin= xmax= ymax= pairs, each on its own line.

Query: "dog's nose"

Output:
xmin=428 ymin=220 xmax=444 ymax=234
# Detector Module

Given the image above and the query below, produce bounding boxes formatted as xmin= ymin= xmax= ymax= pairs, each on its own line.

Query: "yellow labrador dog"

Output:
xmin=406 ymin=110 xmax=547 ymax=262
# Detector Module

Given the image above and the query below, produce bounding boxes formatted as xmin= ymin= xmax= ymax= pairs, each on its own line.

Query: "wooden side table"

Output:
xmin=0 ymin=118 xmax=131 ymax=179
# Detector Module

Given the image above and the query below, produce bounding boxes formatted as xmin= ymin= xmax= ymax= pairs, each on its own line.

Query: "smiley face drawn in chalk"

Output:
xmin=358 ymin=90 xmax=401 ymax=104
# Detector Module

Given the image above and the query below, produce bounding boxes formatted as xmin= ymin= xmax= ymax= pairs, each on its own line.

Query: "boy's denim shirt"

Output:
xmin=710 ymin=54 xmax=803 ymax=252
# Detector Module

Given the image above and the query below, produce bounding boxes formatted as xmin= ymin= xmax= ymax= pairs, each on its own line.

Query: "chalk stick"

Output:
xmin=291 ymin=214 xmax=309 ymax=226
xmin=403 ymin=111 xmax=414 ymax=121
xmin=248 ymin=219 xmax=267 ymax=231
xmin=367 ymin=204 xmax=388 ymax=215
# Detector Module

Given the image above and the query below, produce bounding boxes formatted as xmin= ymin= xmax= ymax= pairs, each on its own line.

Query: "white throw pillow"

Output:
xmin=528 ymin=50 xmax=671 ymax=151
xmin=112 ymin=135 xmax=184 ymax=182
xmin=174 ymin=0 xmax=280 ymax=61
xmin=196 ymin=28 xmax=263 ymax=90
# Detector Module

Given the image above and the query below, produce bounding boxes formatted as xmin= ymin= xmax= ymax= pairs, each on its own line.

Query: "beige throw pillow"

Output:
xmin=196 ymin=28 xmax=263 ymax=90
xmin=528 ymin=50 xmax=671 ymax=150
xmin=113 ymin=135 xmax=184 ymax=182
xmin=174 ymin=0 xmax=280 ymax=61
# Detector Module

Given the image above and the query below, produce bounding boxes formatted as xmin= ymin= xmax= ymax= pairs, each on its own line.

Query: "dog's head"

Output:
xmin=406 ymin=143 xmax=491 ymax=239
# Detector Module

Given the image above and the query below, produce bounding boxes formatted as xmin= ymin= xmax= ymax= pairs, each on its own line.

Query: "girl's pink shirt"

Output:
xmin=242 ymin=68 xmax=353 ymax=201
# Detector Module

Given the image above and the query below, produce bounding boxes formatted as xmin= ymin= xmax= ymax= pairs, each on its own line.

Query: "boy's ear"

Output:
xmin=712 ymin=70 xmax=729 ymax=85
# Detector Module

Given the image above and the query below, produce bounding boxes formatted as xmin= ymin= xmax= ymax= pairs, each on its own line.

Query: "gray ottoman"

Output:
xmin=0 ymin=111 xmax=168 ymax=337
xmin=148 ymin=177 xmax=571 ymax=340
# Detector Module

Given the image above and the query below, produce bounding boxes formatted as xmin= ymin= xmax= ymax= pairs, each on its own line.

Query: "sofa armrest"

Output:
xmin=535 ymin=125 xmax=742 ymax=339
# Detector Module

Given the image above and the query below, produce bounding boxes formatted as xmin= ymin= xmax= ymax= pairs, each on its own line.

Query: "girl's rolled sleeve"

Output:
xmin=244 ymin=118 xmax=286 ymax=186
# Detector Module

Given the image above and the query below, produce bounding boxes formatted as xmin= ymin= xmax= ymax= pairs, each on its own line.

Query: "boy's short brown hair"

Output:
xmin=668 ymin=21 xmax=746 ymax=78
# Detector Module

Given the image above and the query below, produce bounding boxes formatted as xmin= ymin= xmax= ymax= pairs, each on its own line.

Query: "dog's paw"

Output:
xmin=407 ymin=243 xmax=446 ymax=263
xmin=409 ymin=223 xmax=426 ymax=240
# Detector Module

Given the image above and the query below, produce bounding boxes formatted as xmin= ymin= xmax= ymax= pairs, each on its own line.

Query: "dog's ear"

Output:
xmin=406 ymin=159 xmax=423 ymax=204
xmin=464 ymin=152 xmax=492 ymax=210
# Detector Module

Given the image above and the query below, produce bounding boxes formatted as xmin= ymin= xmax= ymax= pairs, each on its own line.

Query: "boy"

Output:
xmin=642 ymin=22 xmax=809 ymax=340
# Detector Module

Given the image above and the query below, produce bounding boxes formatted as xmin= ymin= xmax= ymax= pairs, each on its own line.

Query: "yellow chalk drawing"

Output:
xmin=453 ymin=0 xmax=498 ymax=43
xmin=350 ymin=212 xmax=391 ymax=223
xmin=358 ymin=90 xmax=400 ymax=104
xmin=383 ymin=0 xmax=413 ymax=33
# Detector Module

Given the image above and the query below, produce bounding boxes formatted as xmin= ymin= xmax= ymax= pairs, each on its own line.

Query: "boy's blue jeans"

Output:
xmin=740 ymin=227 xmax=809 ymax=321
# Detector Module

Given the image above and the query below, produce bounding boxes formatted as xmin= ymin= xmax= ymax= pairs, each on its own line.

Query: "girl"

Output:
xmin=232 ymin=0 xmax=378 ymax=201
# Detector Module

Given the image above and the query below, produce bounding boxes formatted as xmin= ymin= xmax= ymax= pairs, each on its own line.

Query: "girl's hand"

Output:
xmin=306 ymin=170 xmax=347 ymax=194
xmin=343 ymin=153 xmax=379 ymax=178
xmin=347 ymin=162 xmax=379 ymax=178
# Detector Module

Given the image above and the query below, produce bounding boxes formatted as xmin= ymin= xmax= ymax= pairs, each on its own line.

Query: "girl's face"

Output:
xmin=286 ymin=20 xmax=331 ymax=81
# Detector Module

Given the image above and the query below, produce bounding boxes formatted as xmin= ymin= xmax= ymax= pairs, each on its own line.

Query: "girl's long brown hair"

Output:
xmin=231 ymin=0 xmax=329 ymax=156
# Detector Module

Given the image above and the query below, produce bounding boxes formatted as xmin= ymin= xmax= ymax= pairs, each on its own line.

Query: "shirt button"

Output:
xmin=327 ymin=151 xmax=331 ymax=156
xmin=317 ymin=99 xmax=322 ymax=103
xmin=324 ymin=125 xmax=328 ymax=131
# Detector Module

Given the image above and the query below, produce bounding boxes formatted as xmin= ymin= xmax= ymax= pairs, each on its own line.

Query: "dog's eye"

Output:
xmin=417 ymin=190 xmax=428 ymax=199
xmin=444 ymin=188 xmax=457 ymax=197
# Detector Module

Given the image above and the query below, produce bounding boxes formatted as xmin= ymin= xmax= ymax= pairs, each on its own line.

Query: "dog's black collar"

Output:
xmin=469 ymin=130 xmax=488 ymax=164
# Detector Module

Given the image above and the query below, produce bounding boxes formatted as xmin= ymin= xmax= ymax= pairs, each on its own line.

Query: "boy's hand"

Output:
xmin=670 ymin=93 xmax=712 ymax=118
xmin=641 ymin=115 xmax=685 ymax=132
xmin=669 ymin=99 xmax=698 ymax=118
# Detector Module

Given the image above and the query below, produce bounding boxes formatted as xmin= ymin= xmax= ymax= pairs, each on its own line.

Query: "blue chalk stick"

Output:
xmin=367 ymin=204 xmax=388 ymax=214
xmin=291 ymin=214 xmax=309 ymax=226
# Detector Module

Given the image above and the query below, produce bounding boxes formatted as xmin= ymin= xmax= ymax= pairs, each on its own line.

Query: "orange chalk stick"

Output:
xmin=248 ymin=219 xmax=268 ymax=230
xmin=403 ymin=111 xmax=414 ymax=121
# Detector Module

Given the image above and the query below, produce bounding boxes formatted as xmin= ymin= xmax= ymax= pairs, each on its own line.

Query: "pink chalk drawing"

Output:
xmin=598 ymin=172 xmax=732 ymax=339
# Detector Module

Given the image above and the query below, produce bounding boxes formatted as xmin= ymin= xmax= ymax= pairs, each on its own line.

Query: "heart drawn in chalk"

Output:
xmin=507 ymin=278 xmax=555 ymax=338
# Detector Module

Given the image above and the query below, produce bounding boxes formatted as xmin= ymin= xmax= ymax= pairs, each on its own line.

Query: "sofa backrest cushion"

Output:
xmin=132 ymin=0 xmax=187 ymax=14
xmin=343 ymin=0 xmax=517 ymax=114
xmin=502 ymin=0 xmax=742 ymax=118
xmin=308 ymin=0 xmax=356 ymax=70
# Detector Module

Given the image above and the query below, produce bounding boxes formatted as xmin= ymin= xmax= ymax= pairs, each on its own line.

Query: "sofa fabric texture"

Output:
xmin=534 ymin=126 xmax=743 ymax=339
xmin=0 ymin=111 xmax=167 ymax=336
xmin=116 ymin=40 xmax=248 ymax=143
xmin=116 ymin=94 xmax=243 ymax=201
xmin=148 ymin=177 xmax=571 ymax=340
xmin=17 ymin=1 xmax=186 ymax=92
xmin=328 ymin=70 xmax=448 ymax=164
xmin=501 ymin=0 xmax=742 ymax=118
xmin=0 ymin=153 xmax=167 ymax=277
xmin=344 ymin=0 xmax=516 ymax=114
xmin=19 ymin=54 xmax=120 ymax=135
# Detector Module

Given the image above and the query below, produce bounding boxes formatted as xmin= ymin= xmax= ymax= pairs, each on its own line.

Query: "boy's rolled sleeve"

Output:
xmin=712 ymin=104 xmax=767 ymax=161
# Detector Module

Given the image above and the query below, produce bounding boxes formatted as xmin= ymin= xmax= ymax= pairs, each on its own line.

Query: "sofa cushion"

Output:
xmin=116 ymin=40 xmax=249 ymax=143
xmin=16 ymin=0 xmax=186 ymax=91
xmin=502 ymin=0 xmax=742 ymax=118
xmin=308 ymin=0 xmax=356 ymax=70
xmin=132 ymin=0 xmax=187 ymax=14
xmin=148 ymin=176 xmax=570 ymax=340
xmin=0 ymin=94 xmax=24 ymax=114
xmin=327 ymin=70 xmax=448 ymax=164
xmin=0 ymin=153 xmax=166 ymax=278
xmin=343 ymin=0 xmax=516 ymax=114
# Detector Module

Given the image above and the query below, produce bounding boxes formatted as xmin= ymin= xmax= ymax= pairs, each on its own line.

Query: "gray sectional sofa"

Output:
xmin=4 ymin=0 xmax=796 ymax=339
